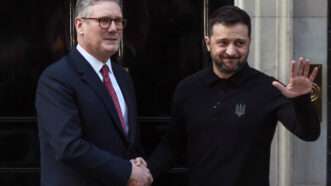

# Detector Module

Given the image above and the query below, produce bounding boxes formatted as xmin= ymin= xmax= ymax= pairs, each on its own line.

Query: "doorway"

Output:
xmin=0 ymin=0 xmax=70 ymax=185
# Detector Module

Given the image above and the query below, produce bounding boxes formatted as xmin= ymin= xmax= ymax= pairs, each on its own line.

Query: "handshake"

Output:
xmin=128 ymin=157 xmax=153 ymax=186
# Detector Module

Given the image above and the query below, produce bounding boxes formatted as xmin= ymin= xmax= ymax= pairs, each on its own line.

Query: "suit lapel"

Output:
xmin=67 ymin=49 xmax=129 ymax=142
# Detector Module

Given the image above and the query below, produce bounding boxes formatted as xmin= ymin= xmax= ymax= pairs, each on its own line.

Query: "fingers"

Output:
xmin=303 ymin=58 xmax=310 ymax=77
xmin=127 ymin=179 xmax=137 ymax=186
xmin=291 ymin=57 xmax=307 ymax=77
xmin=135 ymin=165 xmax=153 ymax=185
xmin=297 ymin=57 xmax=305 ymax=76
xmin=276 ymin=57 xmax=319 ymax=98
xmin=291 ymin=57 xmax=318 ymax=79
xmin=147 ymin=170 xmax=154 ymax=184
xmin=291 ymin=60 xmax=296 ymax=78
xmin=130 ymin=160 xmax=153 ymax=186
xmin=309 ymin=66 xmax=319 ymax=82
xmin=132 ymin=157 xmax=147 ymax=167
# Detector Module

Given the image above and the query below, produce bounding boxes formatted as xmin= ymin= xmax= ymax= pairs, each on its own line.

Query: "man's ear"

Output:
xmin=75 ymin=18 xmax=84 ymax=35
xmin=204 ymin=36 xmax=211 ymax=51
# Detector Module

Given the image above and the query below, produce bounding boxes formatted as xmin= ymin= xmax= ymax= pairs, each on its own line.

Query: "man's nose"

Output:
xmin=225 ymin=44 xmax=237 ymax=56
xmin=108 ymin=21 xmax=117 ymax=31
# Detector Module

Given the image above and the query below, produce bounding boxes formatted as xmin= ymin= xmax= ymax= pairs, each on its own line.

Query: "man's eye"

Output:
xmin=99 ymin=17 xmax=110 ymax=23
xmin=235 ymin=41 xmax=246 ymax=46
xmin=218 ymin=42 xmax=227 ymax=46
xmin=113 ymin=18 xmax=122 ymax=23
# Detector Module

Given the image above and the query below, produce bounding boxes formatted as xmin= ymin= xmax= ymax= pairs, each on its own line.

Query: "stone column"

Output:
xmin=235 ymin=0 xmax=294 ymax=186
xmin=235 ymin=0 xmax=327 ymax=186
xmin=292 ymin=0 xmax=327 ymax=186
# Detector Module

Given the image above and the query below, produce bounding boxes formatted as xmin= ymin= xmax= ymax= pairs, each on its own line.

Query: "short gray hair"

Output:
xmin=75 ymin=0 xmax=121 ymax=18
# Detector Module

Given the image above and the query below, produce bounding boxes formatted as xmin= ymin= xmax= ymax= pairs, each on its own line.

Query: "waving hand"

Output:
xmin=272 ymin=57 xmax=319 ymax=98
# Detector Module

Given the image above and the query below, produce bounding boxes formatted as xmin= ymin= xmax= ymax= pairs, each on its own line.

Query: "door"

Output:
xmin=0 ymin=0 xmax=70 ymax=185
xmin=122 ymin=0 xmax=233 ymax=185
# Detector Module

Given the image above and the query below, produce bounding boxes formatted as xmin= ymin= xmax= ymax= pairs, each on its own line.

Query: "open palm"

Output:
xmin=272 ymin=57 xmax=319 ymax=98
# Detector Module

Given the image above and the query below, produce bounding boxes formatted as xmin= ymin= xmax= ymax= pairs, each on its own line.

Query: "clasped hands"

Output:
xmin=128 ymin=157 xmax=153 ymax=186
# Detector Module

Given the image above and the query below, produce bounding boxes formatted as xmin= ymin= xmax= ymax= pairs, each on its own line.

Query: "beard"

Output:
xmin=213 ymin=55 xmax=248 ymax=76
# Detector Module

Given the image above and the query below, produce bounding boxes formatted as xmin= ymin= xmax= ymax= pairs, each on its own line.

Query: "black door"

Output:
xmin=0 ymin=0 xmax=71 ymax=185
xmin=122 ymin=0 xmax=232 ymax=185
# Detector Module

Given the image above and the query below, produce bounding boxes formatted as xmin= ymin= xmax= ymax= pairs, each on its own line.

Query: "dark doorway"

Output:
xmin=122 ymin=0 xmax=232 ymax=185
xmin=0 ymin=0 xmax=71 ymax=117
xmin=0 ymin=0 xmax=71 ymax=185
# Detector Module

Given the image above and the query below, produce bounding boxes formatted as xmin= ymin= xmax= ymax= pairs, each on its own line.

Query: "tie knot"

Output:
xmin=100 ymin=65 xmax=110 ymax=76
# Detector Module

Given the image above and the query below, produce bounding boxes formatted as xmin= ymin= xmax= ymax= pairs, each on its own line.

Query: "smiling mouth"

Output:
xmin=223 ymin=59 xmax=239 ymax=63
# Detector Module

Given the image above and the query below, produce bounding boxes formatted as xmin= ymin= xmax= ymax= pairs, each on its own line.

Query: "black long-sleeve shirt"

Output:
xmin=149 ymin=63 xmax=320 ymax=186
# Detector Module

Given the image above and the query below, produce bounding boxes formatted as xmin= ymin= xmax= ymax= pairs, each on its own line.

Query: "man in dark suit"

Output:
xmin=35 ymin=0 xmax=153 ymax=186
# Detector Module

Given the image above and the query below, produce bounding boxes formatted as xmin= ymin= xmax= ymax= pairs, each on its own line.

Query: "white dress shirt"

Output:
xmin=76 ymin=45 xmax=128 ymax=129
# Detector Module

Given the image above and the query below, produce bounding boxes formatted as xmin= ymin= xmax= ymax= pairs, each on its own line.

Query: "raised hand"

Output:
xmin=128 ymin=159 xmax=153 ymax=186
xmin=272 ymin=57 xmax=319 ymax=98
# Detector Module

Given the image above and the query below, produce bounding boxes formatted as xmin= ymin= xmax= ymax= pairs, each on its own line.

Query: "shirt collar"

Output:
xmin=76 ymin=44 xmax=113 ymax=74
xmin=204 ymin=62 xmax=252 ymax=87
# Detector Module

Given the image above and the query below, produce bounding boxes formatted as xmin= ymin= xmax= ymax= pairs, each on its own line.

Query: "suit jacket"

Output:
xmin=35 ymin=48 xmax=142 ymax=186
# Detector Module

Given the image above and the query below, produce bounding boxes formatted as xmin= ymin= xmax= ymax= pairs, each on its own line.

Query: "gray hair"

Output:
xmin=74 ymin=0 xmax=121 ymax=18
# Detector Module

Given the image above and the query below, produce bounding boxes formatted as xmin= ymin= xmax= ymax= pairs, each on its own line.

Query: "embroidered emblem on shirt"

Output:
xmin=235 ymin=104 xmax=246 ymax=117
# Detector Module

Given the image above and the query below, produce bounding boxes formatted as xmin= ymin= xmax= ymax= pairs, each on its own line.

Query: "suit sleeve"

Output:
xmin=36 ymin=68 xmax=131 ymax=186
xmin=277 ymin=93 xmax=321 ymax=141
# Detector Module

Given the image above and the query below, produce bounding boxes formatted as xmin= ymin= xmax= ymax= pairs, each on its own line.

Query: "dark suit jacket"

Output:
xmin=35 ymin=48 xmax=142 ymax=186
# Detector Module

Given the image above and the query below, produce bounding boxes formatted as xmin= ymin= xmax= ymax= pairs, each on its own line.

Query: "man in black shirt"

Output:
xmin=137 ymin=5 xmax=320 ymax=186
